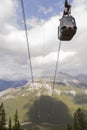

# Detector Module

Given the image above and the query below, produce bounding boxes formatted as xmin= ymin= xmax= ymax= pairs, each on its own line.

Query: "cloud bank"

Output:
xmin=0 ymin=0 xmax=87 ymax=80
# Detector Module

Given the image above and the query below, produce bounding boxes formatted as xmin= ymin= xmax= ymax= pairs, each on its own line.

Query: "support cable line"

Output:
xmin=52 ymin=40 xmax=61 ymax=94
xmin=47 ymin=40 xmax=61 ymax=123
xmin=21 ymin=0 xmax=34 ymax=87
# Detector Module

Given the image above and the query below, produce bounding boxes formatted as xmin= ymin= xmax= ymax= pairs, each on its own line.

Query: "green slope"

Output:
xmin=0 ymin=81 xmax=87 ymax=130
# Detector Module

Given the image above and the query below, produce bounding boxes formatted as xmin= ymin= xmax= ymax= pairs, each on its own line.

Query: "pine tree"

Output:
xmin=14 ymin=110 xmax=18 ymax=127
xmin=17 ymin=120 xmax=20 ymax=130
xmin=13 ymin=109 xmax=20 ymax=130
xmin=67 ymin=108 xmax=87 ymax=130
xmin=0 ymin=103 xmax=7 ymax=130
xmin=8 ymin=117 xmax=12 ymax=130
xmin=73 ymin=108 xmax=87 ymax=130
xmin=67 ymin=123 xmax=73 ymax=130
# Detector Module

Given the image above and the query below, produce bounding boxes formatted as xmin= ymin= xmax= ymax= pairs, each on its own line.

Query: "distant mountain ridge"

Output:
xmin=44 ymin=72 xmax=87 ymax=88
xmin=0 ymin=72 xmax=87 ymax=91
xmin=0 ymin=79 xmax=28 ymax=91
xmin=76 ymin=73 xmax=87 ymax=85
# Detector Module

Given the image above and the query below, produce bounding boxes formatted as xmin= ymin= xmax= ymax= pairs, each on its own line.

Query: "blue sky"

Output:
xmin=20 ymin=0 xmax=63 ymax=17
xmin=17 ymin=0 xmax=73 ymax=29
xmin=17 ymin=0 xmax=67 ymax=28
xmin=20 ymin=0 xmax=73 ymax=18
xmin=0 ymin=0 xmax=87 ymax=80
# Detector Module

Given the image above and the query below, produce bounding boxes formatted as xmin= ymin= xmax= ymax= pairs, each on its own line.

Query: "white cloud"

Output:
xmin=26 ymin=17 xmax=45 ymax=28
xmin=32 ymin=51 xmax=76 ymax=68
xmin=0 ymin=0 xmax=17 ymax=34
xmin=0 ymin=0 xmax=87 ymax=80
xmin=39 ymin=6 xmax=54 ymax=15
xmin=54 ymin=1 xmax=64 ymax=10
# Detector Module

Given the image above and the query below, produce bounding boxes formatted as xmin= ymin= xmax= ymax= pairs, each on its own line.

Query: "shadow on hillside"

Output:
xmin=24 ymin=95 xmax=72 ymax=125
xmin=74 ymin=94 xmax=87 ymax=104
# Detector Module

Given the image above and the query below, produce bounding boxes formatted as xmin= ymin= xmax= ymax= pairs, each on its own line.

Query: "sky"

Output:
xmin=0 ymin=0 xmax=87 ymax=81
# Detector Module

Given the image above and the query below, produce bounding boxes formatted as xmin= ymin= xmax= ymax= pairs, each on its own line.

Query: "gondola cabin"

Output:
xmin=58 ymin=15 xmax=77 ymax=41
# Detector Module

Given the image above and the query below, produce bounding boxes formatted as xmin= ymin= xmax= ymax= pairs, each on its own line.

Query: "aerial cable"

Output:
xmin=47 ymin=40 xmax=61 ymax=123
xmin=42 ymin=0 xmax=46 ymax=82
xmin=20 ymin=0 xmax=34 ymax=87
xmin=52 ymin=40 xmax=61 ymax=95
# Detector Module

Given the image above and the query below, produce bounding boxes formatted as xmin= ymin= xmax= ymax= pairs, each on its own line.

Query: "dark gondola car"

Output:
xmin=58 ymin=15 xmax=77 ymax=41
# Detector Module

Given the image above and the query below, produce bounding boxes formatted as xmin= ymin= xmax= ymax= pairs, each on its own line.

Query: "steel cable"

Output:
xmin=52 ymin=40 xmax=61 ymax=93
xmin=20 ymin=0 xmax=34 ymax=87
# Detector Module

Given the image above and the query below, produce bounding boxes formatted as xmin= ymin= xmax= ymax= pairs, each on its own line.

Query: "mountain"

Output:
xmin=0 ymin=79 xmax=28 ymax=91
xmin=0 ymin=72 xmax=87 ymax=92
xmin=76 ymin=73 xmax=87 ymax=86
xmin=0 ymin=79 xmax=87 ymax=130
xmin=44 ymin=72 xmax=86 ymax=87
